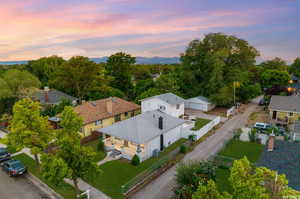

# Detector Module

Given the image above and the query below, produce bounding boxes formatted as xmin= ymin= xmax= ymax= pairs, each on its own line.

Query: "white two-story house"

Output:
xmin=141 ymin=93 xmax=185 ymax=118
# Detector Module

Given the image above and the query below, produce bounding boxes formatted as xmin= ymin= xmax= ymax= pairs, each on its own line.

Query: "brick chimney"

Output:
xmin=107 ymin=97 xmax=113 ymax=114
xmin=268 ymin=133 xmax=275 ymax=152
xmin=44 ymin=86 xmax=50 ymax=103
xmin=158 ymin=116 xmax=163 ymax=130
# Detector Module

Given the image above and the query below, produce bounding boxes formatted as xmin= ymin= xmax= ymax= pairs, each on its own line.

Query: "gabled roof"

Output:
xmin=141 ymin=93 xmax=185 ymax=105
xmin=74 ymin=97 xmax=140 ymax=124
xmin=98 ymin=110 xmax=187 ymax=144
xmin=186 ymin=96 xmax=212 ymax=104
xmin=34 ymin=89 xmax=78 ymax=105
xmin=269 ymin=95 xmax=300 ymax=113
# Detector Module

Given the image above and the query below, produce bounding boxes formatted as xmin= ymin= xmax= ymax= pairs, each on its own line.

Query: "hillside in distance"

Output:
xmin=0 ymin=56 xmax=180 ymax=65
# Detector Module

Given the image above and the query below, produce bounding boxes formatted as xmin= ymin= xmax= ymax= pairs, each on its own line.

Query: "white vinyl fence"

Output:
xmin=182 ymin=116 xmax=221 ymax=140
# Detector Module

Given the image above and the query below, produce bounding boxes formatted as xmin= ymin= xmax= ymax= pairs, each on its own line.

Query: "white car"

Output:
xmin=253 ymin=122 xmax=271 ymax=130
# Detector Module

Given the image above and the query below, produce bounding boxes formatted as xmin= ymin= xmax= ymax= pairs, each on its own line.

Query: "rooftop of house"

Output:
xmin=98 ymin=110 xmax=187 ymax=144
xmin=269 ymin=95 xmax=300 ymax=113
xmin=74 ymin=97 xmax=140 ymax=125
xmin=186 ymin=96 xmax=213 ymax=104
xmin=258 ymin=141 xmax=300 ymax=191
xmin=142 ymin=92 xmax=185 ymax=105
xmin=34 ymin=88 xmax=78 ymax=105
xmin=293 ymin=120 xmax=300 ymax=133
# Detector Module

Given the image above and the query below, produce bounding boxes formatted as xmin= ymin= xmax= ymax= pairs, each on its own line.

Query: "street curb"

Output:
xmin=26 ymin=172 xmax=63 ymax=199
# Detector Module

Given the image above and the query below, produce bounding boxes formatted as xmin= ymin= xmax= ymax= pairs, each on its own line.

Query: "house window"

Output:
xmin=159 ymin=105 xmax=166 ymax=111
xmin=130 ymin=112 xmax=134 ymax=117
xmin=289 ymin=112 xmax=294 ymax=117
xmin=95 ymin=120 xmax=102 ymax=126
xmin=125 ymin=112 xmax=128 ymax=117
xmin=176 ymin=104 xmax=180 ymax=110
xmin=115 ymin=114 xmax=121 ymax=122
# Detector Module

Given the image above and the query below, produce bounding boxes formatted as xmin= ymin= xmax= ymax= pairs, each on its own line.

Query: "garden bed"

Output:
xmin=14 ymin=153 xmax=77 ymax=199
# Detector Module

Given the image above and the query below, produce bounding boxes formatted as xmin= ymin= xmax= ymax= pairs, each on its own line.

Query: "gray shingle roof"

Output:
xmin=142 ymin=93 xmax=185 ymax=105
xmin=269 ymin=95 xmax=300 ymax=113
xmin=35 ymin=89 xmax=78 ymax=105
xmin=98 ymin=110 xmax=186 ymax=144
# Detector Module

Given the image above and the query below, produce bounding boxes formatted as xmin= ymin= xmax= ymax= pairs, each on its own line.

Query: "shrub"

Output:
xmin=131 ymin=154 xmax=140 ymax=166
xmin=248 ymin=128 xmax=257 ymax=143
xmin=97 ymin=139 xmax=105 ymax=152
xmin=233 ymin=128 xmax=242 ymax=140
xmin=180 ymin=144 xmax=187 ymax=154
xmin=188 ymin=134 xmax=196 ymax=142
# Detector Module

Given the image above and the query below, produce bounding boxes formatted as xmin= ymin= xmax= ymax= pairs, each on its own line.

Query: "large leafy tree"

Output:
xmin=8 ymin=98 xmax=53 ymax=166
xmin=290 ymin=57 xmax=300 ymax=77
xmin=0 ymin=69 xmax=41 ymax=99
xmin=105 ymin=52 xmax=135 ymax=96
xmin=26 ymin=56 xmax=66 ymax=86
xmin=260 ymin=69 xmax=290 ymax=89
xmin=155 ymin=73 xmax=180 ymax=94
xmin=260 ymin=57 xmax=288 ymax=71
xmin=192 ymin=180 xmax=232 ymax=199
xmin=53 ymin=56 xmax=103 ymax=101
xmin=180 ymin=33 xmax=259 ymax=106
xmin=41 ymin=106 xmax=100 ymax=195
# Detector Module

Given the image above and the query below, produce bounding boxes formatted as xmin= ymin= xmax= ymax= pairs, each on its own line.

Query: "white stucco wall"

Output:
xmin=141 ymin=98 xmax=184 ymax=118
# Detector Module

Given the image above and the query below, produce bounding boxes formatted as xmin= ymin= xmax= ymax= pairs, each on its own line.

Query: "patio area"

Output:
xmin=104 ymin=136 xmax=146 ymax=161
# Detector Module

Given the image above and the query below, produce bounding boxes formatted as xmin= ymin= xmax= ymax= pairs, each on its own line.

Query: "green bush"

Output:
xmin=188 ymin=134 xmax=196 ymax=142
xmin=131 ymin=154 xmax=140 ymax=166
xmin=233 ymin=128 xmax=242 ymax=140
xmin=248 ymin=129 xmax=257 ymax=143
xmin=97 ymin=139 xmax=105 ymax=152
xmin=180 ymin=144 xmax=187 ymax=154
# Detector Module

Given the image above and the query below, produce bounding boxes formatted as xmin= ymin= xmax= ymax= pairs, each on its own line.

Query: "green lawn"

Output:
xmin=215 ymin=140 xmax=264 ymax=193
xmin=219 ymin=140 xmax=264 ymax=162
xmin=215 ymin=168 xmax=232 ymax=193
xmin=84 ymin=138 xmax=187 ymax=199
xmin=84 ymin=140 xmax=107 ymax=162
xmin=14 ymin=153 xmax=77 ymax=199
xmin=191 ymin=118 xmax=211 ymax=131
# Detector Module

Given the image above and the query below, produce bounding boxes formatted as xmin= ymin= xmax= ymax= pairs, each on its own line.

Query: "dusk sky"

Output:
xmin=0 ymin=0 xmax=299 ymax=62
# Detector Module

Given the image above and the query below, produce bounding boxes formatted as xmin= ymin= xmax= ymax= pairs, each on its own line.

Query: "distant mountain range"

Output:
xmin=0 ymin=56 xmax=180 ymax=65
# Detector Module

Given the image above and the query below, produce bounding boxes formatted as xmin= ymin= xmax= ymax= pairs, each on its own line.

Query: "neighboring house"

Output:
xmin=185 ymin=96 xmax=215 ymax=112
xmin=98 ymin=110 xmax=187 ymax=161
xmin=34 ymin=87 xmax=78 ymax=106
xmin=141 ymin=93 xmax=185 ymax=118
xmin=74 ymin=97 xmax=140 ymax=137
xmin=292 ymin=120 xmax=300 ymax=141
xmin=269 ymin=95 xmax=300 ymax=125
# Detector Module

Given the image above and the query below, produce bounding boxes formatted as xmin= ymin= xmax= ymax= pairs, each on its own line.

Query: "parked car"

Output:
xmin=0 ymin=148 xmax=11 ymax=163
xmin=1 ymin=159 xmax=27 ymax=177
xmin=253 ymin=122 xmax=271 ymax=131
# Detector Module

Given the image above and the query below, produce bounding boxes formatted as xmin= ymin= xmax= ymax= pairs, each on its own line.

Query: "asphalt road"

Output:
xmin=131 ymin=97 xmax=261 ymax=199
xmin=0 ymin=169 xmax=49 ymax=199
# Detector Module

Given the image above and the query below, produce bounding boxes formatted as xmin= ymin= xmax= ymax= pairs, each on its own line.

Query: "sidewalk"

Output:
xmin=65 ymin=178 xmax=111 ymax=199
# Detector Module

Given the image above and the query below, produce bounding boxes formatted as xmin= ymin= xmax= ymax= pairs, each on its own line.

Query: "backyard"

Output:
xmin=83 ymin=139 xmax=106 ymax=162
xmin=14 ymin=153 xmax=77 ymax=199
xmin=215 ymin=139 xmax=264 ymax=193
xmin=191 ymin=118 xmax=211 ymax=131
xmin=84 ymin=138 xmax=187 ymax=199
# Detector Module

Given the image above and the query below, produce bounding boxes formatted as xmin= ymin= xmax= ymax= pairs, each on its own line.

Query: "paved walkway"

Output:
xmin=131 ymin=99 xmax=260 ymax=199
xmin=65 ymin=178 xmax=111 ymax=199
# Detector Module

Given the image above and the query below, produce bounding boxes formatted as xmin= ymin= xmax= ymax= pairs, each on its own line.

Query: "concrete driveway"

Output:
xmin=185 ymin=108 xmax=228 ymax=122
xmin=130 ymin=98 xmax=260 ymax=199
xmin=0 ymin=170 xmax=50 ymax=199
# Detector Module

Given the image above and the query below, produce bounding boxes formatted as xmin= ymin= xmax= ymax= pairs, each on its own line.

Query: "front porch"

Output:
xmin=103 ymin=135 xmax=146 ymax=161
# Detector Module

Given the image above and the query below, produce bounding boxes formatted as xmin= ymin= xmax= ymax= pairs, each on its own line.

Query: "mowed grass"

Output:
xmin=215 ymin=140 xmax=264 ymax=193
xmin=14 ymin=153 xmax=77 ymax=199
xmin=191 ymin=118 xmax=211 ymax=131
xmin=219 ymin=140 xmax=264 ymax=162
xmin=84 ymin=138 xmax=187 ymax=199
xmin=84 ymin=140 xmax=107 ymax=162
